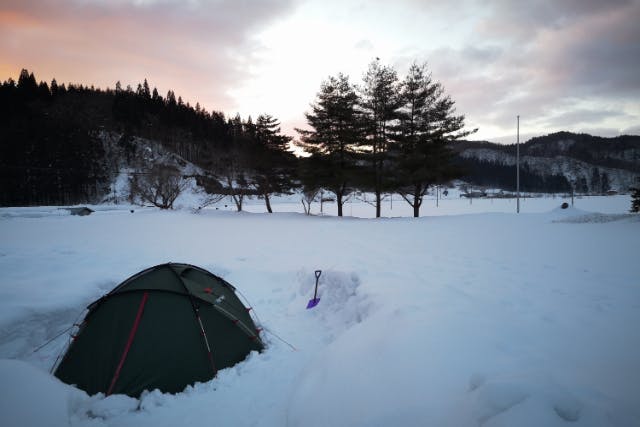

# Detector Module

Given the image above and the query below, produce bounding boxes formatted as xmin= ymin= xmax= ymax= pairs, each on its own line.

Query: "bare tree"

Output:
xmin=224 ymin=170 xmax=250 ymax=211
xmin=129 ymin=164 xmax=187 ymax=209
xmin=301 ymin=188 xmax=320 ymax=215
xmin=194 ymin=174 xmax=228 ymax=209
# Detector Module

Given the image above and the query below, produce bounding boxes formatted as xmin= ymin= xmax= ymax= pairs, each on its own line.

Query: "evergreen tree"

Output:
xmin=250 ymin=114 xmax=295 ymax=213
xmin=392 ymin=63 xmax=473 ymax=217
xmin=600 ymin=171 xmax=610 ymax=194
xmin=17 ymin=69 xmax=38 ymax=100
xmin=142 ymin=79 xmax=151 ymax=99
xmin=297 ymin=73 xmax=362 ymax=216
xmin=358 ymin=59 xmax=403 ymax=217
xmin=630 ymin=178 xmax=640 ymax=213
xmin=576 ymin=177 xmax=589 ymax=194
xmin=50 ymin=79 xmax=59 ymax=98
xmin=590 ymin=167 xmax=601 ymax=194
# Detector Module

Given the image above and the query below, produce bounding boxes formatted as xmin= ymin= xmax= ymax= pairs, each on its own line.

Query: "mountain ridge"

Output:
xmin=451 ymin=132 xmax=640 ymax=193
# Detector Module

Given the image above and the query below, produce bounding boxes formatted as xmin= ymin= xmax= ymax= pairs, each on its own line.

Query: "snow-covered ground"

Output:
xmin=1 ymin=194 xmax=638 ymax=426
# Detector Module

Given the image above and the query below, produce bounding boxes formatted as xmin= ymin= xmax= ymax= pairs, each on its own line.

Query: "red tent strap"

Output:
xmin=107 ymin=291 xmax=149 ymax=396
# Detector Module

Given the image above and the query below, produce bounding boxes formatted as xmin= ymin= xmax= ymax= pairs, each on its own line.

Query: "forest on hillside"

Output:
xmin=0 ymin=69 xmax=293 ymax=208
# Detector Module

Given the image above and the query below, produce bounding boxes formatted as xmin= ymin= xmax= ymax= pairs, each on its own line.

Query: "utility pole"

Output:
xmin=571 ymin=180 xmax=575 ymax=207
xmin=516 ymin=115 xmax=520 ymax=214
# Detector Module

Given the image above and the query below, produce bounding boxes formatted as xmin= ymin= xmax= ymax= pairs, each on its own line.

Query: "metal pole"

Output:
xmin=516 ymin=115 xmax=520 ymax=213
xmin=571 ymin=182 xmax=574 ymax=207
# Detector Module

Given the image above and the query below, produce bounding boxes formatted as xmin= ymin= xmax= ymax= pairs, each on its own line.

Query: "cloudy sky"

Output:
xmin=1 ymin=0 xmax=639 ymax=143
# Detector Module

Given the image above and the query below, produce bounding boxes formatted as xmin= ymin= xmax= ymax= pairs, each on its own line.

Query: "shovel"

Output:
xmin=306 ymin=270 xmax=322 ymax=309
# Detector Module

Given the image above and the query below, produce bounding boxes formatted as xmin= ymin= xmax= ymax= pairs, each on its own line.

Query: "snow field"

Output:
xmin=0 ymin=196 xmax=638 ymax=426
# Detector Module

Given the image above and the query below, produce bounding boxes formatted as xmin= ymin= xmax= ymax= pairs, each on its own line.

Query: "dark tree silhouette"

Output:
xmin=392 ymin=63 xmax=474 ymax=217
xmin=358 ymin=59 xmax=404 ymax=217
xmin=250 ymin=114 xmax=295 ymax=213
xmin=297 ymin=74 xmax=362 ymax=216
xmin=630 ymin=178 xmax=640 ymax=213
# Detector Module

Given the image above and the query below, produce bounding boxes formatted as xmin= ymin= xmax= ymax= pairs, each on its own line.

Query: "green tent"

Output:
xmin=54 ymin=263 xmax=264 ymax=397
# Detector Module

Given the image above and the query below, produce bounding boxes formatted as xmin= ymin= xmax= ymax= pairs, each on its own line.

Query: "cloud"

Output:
xmin=623 ymin=124 xmax=640 ymax=135
xmin=411 ymin=0 xmax=640 ymax=139
xmin=2 ymin=0 xmax=637 ymax=140
xmin=354 ymin=39 xmax=374 ymax=51
xmin=544 ymin=109 xmax=633 ymax=128
xmin=0 ymin=0 xmax=295 ymax=112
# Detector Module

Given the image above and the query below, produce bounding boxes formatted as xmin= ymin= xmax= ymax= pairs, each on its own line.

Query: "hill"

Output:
xmin=452 ymin=132 xmax=640 ymax=193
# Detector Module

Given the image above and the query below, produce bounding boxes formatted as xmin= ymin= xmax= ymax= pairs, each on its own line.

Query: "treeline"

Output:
xmin=455 ymin=158 xmax=572 ymax=193
xmin=523 ymin=132 xmax=640 ymax=171
xmin=454 ymin=156 xmax=616 ymax=194
xmin=0 ymin=70 xmax=109 ymax=205
xmin=452 ymin=132 xmax=640 ymax=174
xmin=1 ymin=63 xmax=474 ymax=217
xmin=0 ymin=69 xmax=295 ymax=207
xmin=297 ymin=60 xmax=474 ymax=217
xmin=3 ymin=66 xmax=636 ymax=211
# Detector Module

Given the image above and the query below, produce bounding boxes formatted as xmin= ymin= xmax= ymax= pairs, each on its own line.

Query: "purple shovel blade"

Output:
xmin=306 ymin=298 xmax=320 ymax=309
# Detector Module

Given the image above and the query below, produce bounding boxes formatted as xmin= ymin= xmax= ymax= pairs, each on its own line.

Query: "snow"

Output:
xmin=0 ymin=194 xmax=639 ymax=426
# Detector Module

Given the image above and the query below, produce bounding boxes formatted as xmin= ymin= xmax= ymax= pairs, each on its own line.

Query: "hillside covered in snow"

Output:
xmin=453 ymin=132 xmax=640 ymax=193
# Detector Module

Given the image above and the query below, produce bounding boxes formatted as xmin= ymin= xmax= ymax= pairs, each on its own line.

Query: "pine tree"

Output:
xmin=590 ymin=167 xmax=601 ymax=194
xmin=17 ymin=69 xmax=38 ymax=100
xmin=142 ymin=79 xmax=151 ymax=99
xmin=392 ymin=63 xmax=474 ymax=217
xmin=297 ymin=73 xmax=362 ymax=216
xmin=358 ymin=59 xmax=403 ymax=217
xmin=250 ymin=114 xmax=294 ymax=213
xmin=50 ymin=79 xmax=59 ymax=98
xmin=600 ymin=171 xmax=610 ymax=194
xmin=630 ymin=178 xmax=640 ymax=213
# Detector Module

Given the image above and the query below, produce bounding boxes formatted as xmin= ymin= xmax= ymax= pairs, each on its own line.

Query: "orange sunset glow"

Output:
xmin=1 ymin=0 xmax=639 ymax=140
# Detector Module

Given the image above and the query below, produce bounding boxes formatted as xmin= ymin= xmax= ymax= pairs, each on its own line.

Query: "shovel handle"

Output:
xmin=313 ymin=270 xmax=322 ymax=300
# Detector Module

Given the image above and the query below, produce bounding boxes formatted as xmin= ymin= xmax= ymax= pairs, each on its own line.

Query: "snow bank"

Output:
xmin=0 ymin=359 xmax=88 ymax=427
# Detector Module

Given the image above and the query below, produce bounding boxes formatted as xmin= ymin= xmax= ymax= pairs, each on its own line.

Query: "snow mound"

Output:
xmin=73 ymin=393 xmax=139 ymax=421
xmin=0 ymin=207 xmax=73 ymax=219
xmin=0 ymin=359 xmax=88 ymax=427
xmin=0 ymin=305 xmax=86 ymax=372
xmin=553 ymin=213 xmax=639 ymax=224
xmin=462 ymin=371 xmax=638 ymax=427
xmin=296 ymin=269 xmax=374 ymax=337
xmin=548 ymin=205 xmax=588 ymax=217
